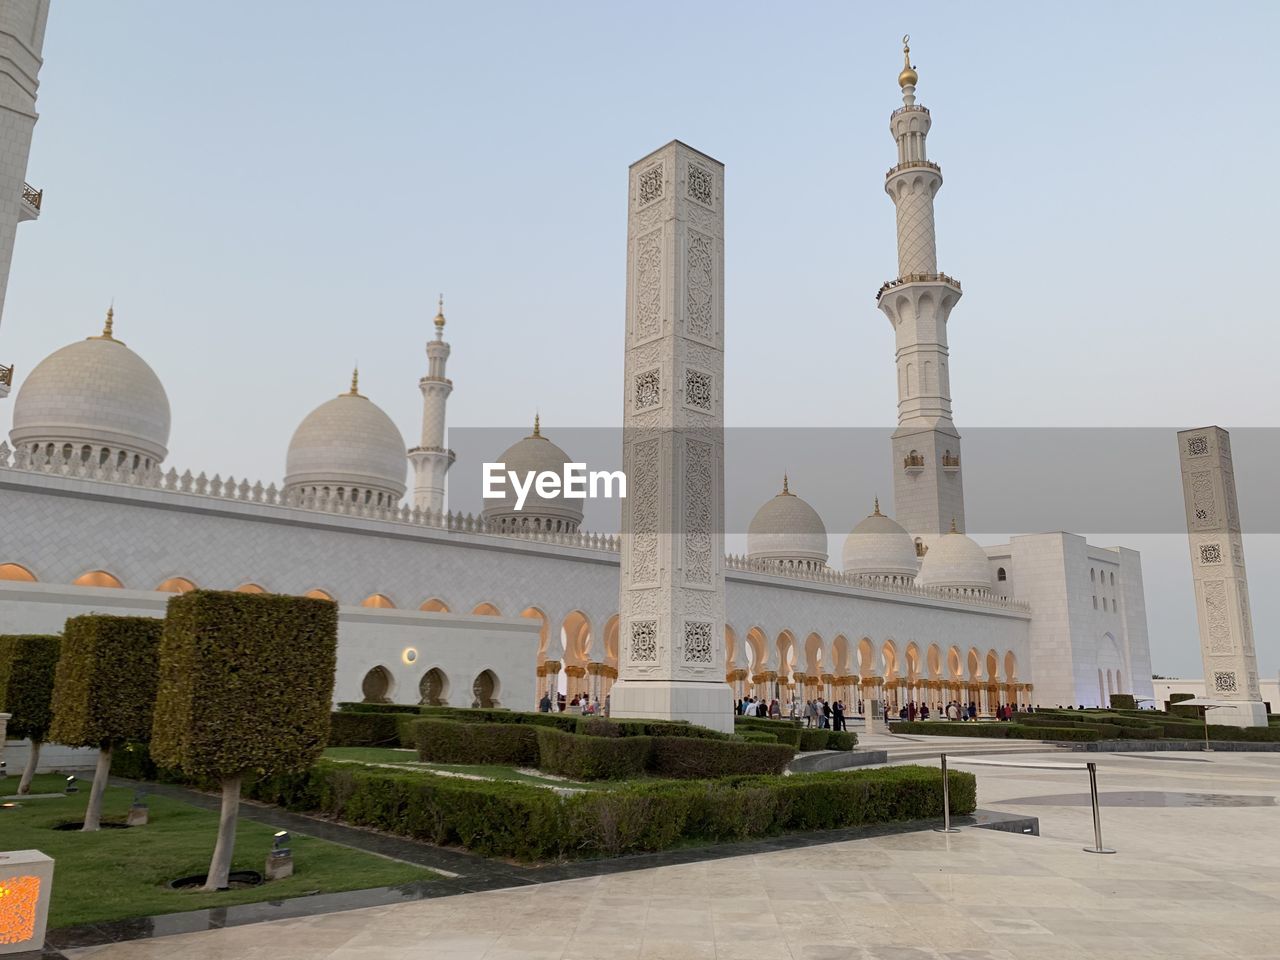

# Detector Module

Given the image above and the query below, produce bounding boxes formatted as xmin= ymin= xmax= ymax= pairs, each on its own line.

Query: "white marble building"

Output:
xmin=0 ymin=39 xmax=1154 ymax=725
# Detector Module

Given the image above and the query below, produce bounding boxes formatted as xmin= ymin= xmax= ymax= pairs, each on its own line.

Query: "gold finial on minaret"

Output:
xmin=898 ymin=34 xmax=918 ymax=89
xmin=434 ymin=293 xmax=446 ymax=332
xmin=873 ymin=495 xmax=882 ymax=516
xmin=347 ymin=366 xmax=361 ymax=397
xmin=781 ymin=473 xmax=792 ymax=496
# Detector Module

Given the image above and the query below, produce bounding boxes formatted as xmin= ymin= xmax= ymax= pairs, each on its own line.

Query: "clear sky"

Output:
xmin=3 ymin=1 xmax=1277 ymax=679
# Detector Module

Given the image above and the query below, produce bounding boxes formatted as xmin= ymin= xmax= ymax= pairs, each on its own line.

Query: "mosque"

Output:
xmin=0 ymin=13 xmax=1154 ymax=721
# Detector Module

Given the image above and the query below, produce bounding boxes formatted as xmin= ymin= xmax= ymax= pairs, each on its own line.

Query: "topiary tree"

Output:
xmin=151 ymin=590 xmax=337 ymax=891
xmin=0 ymin=634 xmax=61 ymax=794
xmin=49 ymin=615 xmax=162 ymax=830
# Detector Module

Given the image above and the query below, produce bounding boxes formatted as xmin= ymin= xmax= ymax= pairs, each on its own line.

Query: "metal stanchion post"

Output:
xmin=1082 ymin=761 xmax=1116 ymax=854
xmin=934 ymin=753 xmax=960 ymax=834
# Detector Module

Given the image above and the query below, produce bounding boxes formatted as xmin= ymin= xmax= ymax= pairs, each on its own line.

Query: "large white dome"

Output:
xmin=842 ymin=501 xmax=919 ymax=579
xmin=10 ymin=312 xmax=171 ymax=468
xmin=916 ymin=525 xmax=993 ymax=591
xmin=746 ymin=477 xmax=827 ymax=569
xmin=481 ymin=416 xmax=583 ymax=533
xmin=284 ymin=374 xmax=407 ymax=506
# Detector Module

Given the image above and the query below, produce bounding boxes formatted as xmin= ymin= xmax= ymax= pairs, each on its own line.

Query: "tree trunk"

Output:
xmin=203 ymin=775 xmax=243 ymax=891
xmin=82 ymin=744 xmax=113 ymax=831
xmin=17 ymin=738 xmax=41 ymax=795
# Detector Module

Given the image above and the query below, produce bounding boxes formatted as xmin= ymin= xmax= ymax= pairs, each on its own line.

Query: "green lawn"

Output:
xmin=322 ymin=747 xmax=603 ymax=789
xmin=0 ymin=773 xmax=440 ymax=929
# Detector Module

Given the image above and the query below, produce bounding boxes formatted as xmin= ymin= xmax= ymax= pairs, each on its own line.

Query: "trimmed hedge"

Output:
xmin=328 ymin=711 xmax=419 ymax=748
xmin=420 ymin=706 xmax=582 ymax=732
xmin=151 ymin=591 xmax=339 ymax=781
xmin=893 ymin=722 xmax=1011 ymax=738
xmin=414 ymin=718 xmax=539 ymax=765
xmin=536 ymin=727 xmax=651 ymax=780
xmin=337 ymin=702 xmax=424 ymax=715
xmin=738 ymin=731 xmax=779 ymax=743
xmin=735 ymin=718 xmax=802 ymax=748
xmin=243 ymin=760 xmax=976 ymax=861
xmin=1109 ymin=694 xmax=1137 ymax=711
xmin=799 ymin=729 xmax=831 ymax=751
xmin=648 ymin=736 xmax=792 ymax=778
xmin=1007 ymin=725 xmax=1101 ymax=742
xmin=50 ymin=615 xmax=162 ymax=748
xmin=827 ymin=731 xmax=858 ymax=750
xmin=0 ymin=634 xmax=61 ymax=741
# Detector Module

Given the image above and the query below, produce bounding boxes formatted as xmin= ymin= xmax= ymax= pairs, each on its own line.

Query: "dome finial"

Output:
xmin=898 ymin=34 xmax=918 ymax=90
xmin=782 ymin=473 xmax=791 ymax=495
xmin=530 ymin=411 xmax=542 ymax=438
xmin=347 ymin=366 xmax=361 ymax=397
xmin=434 ymin=293 xmax=446 ymax=336
xmin=89 ymin=303 xmax=124 ymax=343
xmin=873 ymin=495 xmax=882 ymax=516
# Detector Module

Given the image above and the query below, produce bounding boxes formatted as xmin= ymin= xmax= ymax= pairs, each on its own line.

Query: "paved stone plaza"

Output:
xmin=60 ymin=748 xmax=1280 ymax=960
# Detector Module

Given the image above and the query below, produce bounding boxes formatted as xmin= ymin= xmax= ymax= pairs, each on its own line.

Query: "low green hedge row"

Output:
xmin=893 ymin=722 xmax=1101 ymax=742
xmin=735 ymin=718 xmax=857 ymax=751
xmin=735 ymin=719 xmax=803 ymax=748
xmin=413 ymin=719 xmax=540 ymax=765
xmin=536 ymin=727 xmax=651 ymax=780
xmin=336 ymin=701 xmax=423 ymax=714
xmin=739 ymin=731 xmax=779 ymax=744
xmin=244 ymin=760 xmax=976 ymax=860
xmin=1032 ymin=710 xmax=1280 ymax=742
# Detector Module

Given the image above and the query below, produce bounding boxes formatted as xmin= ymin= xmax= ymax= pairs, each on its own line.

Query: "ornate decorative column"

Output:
xmin=1176 ymin=427 xmax=1266 ymax=726
xmin=612 ymin=141 xmax=731 ymax=732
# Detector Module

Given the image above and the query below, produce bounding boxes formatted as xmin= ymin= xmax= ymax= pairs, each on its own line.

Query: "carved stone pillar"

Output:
xmin=612 ymin=141 xmax=731 ymax=732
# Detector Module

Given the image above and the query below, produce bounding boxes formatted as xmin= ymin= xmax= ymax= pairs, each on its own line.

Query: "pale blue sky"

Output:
xmin=3 ymin=1 xmax=1278 ymax=679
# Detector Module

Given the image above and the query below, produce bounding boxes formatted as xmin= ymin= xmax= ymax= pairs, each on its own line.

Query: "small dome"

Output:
xmin=10 ymin=309 xmax=171 ymax=467
xmin=481 ymin=415 xmax=583 ymax=534
xmin=284 ymin=371 xmax=407 ymax=506
xmin=916 ymin=524 xmax=993 ymax=591
xmin=842 ymin=500 xmax=919 ymax=579
xmin=747 ymin=476 xmax=828 ymax=568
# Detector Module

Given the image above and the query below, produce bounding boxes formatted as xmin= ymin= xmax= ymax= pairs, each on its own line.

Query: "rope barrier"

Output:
xmin=934 ymin=752 xmax=1116 ymax=854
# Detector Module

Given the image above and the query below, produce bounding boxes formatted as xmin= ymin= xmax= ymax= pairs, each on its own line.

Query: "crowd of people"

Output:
xmin=734 ymin=696 xmax=852 ymax=731
xmin=891 ymin=700 xmax=1035 ymax=723
xmin=537 ymin=691 xmax=608 ymax=715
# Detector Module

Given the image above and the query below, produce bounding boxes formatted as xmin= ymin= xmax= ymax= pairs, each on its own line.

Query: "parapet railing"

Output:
xmin=0 ymin=442 xmax=1031 ymax=612
xmin=891 ymin=104 xmax=930 ymax=119
xmin=877 ymin=272 xmax=963 ymax=302
xmin=886 ymin=159 xmax=941 ymax=178
xmin=0 ymin=364 xmax=12 ymax=388
xmin=21 ymin=183 xmax=42 ymax=210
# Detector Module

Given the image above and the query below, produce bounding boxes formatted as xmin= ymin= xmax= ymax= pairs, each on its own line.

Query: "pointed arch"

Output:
xmin=74 ymin=570 xmax=123 ymax=589
xmin=745 ymin=627 xmax=769 ymax=674
xmin=156 ymin=577 xmax=197 ymax=594
xmin=521 ymin=606 xmax=551 ymax=659
xmin=803 ymin=632 xmax=825 ymax=675
xmin=832 ymin=635 xmax=853 ymax=675
xmin=603 ymin=615 xmax=620 ymax=667
xmin=471 ymin=601 xmax=501 ymax=616
xmin=927 ymin=643 xmax=942 ymax=679
xmin=419 ymin=598 xmax=450 ymax=612
xmin=234 ymin=583 xmax=266 ymax=594
xmin=361 ymin=593 xmax=396 ymax=609
xmin=304 ymin=588 xmax=335 ymax=601
xmin=560 ymin=610 xmax=593 ymax=664
xmin=0 ymin=563 xmax=37 ymax=582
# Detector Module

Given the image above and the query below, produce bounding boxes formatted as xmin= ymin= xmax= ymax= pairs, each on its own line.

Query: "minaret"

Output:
xmin=408 ymin=295 xmax=456 ymax=514
xmin=876 ymin=36 xmax=966 ymax=537
xmin=0 ymin=0 xmax=51 ymax=398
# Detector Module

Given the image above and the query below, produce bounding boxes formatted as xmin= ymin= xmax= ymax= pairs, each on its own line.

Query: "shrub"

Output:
xmin=336 ymin=702 xmax=423 ymax=715
xmin=328 ymin=711 xmax=416 ymax=747
xmin=242 ymin=760 xmax=975 ymax=861
xmin=151 ymin=590 xmax=338 ymax=890
xmin=49 ymin=615 xmax=163 ymax=830
xmin=734 ymin=718 xmax=802 ymax=747
xmin=413 ymin=718 xmax=539 ymax=765
xmin=1109 ymin=694 xmax=1137 ymax=711
xmin=647 ymin=736 xmax=793 ymax=778
xmin=1007 ymin=725 xmax=1101 ymax=742
xmin=738 ymin=731 xmax=779 ymax=744
xmin=893 ymin=722 xmax=1011 ymax=738
xmin=799 ymin=729 xmax=832 ymax=751
xmin=827 ymin=730 xmax=858 ymax=750
xmin=0 ymin=634 xmax=61 ymax=794
xmin=419 ymin=706 xmax=581 ymax=732
xmin=536 ymin=727 xmax=651 ymax=780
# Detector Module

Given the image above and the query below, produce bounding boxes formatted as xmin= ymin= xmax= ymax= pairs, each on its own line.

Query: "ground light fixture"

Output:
xmin=265 ymin=830 xmax=294 ymax=881
xmin=64 ymin=775 xmax=77 ymax=793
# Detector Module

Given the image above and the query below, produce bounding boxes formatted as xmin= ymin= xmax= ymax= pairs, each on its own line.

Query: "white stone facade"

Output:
xmin=0 ymin=0 xmax=47 ymax=370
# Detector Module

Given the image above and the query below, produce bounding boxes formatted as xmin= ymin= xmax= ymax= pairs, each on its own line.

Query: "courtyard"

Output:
xmin=47 ymin=747 xmax=1280 ymax=960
